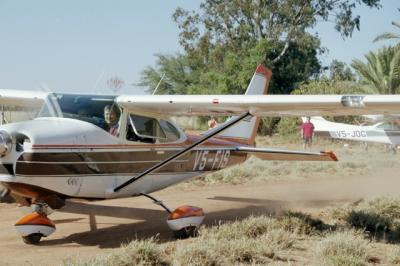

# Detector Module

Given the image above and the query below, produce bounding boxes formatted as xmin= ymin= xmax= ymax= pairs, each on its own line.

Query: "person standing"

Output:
xmin=300 ymin=117 xmax=315 ymax=150
xmin=208 ymin=116 xmax=218 ymax=130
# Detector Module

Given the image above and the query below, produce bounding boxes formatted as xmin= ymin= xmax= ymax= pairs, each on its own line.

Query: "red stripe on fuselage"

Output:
xmin=32 ymin=134 xmax=249 ymax=149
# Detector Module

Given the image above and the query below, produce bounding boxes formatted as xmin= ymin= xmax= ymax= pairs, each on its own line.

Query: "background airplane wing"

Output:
xmin=237 ymin=147 xmax=338 ymax=161
xmin=0 ymin=89 xmax=46 ymax=111
xmin=116 ymin=94 xmax=400 ymax=117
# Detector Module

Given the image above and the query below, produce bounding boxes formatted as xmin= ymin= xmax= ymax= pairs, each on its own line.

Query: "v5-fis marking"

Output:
xmin=193 ymin=150 xmax=230 ymax=171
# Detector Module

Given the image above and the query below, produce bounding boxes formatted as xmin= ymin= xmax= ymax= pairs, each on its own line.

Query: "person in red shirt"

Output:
xmin=300 ymin=117 xmax=315 ymax=150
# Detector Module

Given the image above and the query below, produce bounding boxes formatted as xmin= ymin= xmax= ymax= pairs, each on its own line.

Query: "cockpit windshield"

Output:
xmin=377 ymin=122 xmax=400 ymax=131
xmin=38 ymin=93 xmax=117 ymax=130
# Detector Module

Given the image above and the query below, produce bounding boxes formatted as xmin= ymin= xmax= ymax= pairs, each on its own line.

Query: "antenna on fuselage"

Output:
xmin=92 ymin=67 xmax=106 ymax=94
xmin=152 ymin=73 xmax=165 ymax=95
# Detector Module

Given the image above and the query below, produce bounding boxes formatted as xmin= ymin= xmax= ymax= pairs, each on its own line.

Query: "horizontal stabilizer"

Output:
xmin=237 ymin=147 xmax=338 ymax=161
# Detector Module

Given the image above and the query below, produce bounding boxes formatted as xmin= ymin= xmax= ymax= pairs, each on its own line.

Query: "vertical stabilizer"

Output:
xmin=217 ymin=65 xmax=272 ymax=145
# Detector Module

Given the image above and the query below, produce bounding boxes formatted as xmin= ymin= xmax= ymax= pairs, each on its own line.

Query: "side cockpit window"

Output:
xmin=159 ymin=119 xmax=180 ymax=142
xmin=127 ymin=114 xmax=166 ymax=143
xmin=126 ymin=114 xmax=181 ymax=143
xmin=377 ymin=122 xmax=400 ymax=131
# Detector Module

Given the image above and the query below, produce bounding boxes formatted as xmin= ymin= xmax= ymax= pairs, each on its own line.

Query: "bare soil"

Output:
xmin=0 ymin=165 xmax=399 ymax=265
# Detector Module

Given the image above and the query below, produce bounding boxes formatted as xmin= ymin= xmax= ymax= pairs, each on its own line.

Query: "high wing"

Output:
xmin=236 ymin=147 xmax=337 ymax=161
xmin=116 ymin=94 xmax=400 ymax=117
xmin=0 ymin=89 xmax=47 ymax=111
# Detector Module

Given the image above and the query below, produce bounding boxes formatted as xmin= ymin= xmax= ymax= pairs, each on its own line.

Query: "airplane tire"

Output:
xmin=0 ymin=188 xmax=13 ymax=203
xmin=173 ymin=226 xmax=198 ymax=239
xmin=22 ymin=233 xmax=42 ymax=245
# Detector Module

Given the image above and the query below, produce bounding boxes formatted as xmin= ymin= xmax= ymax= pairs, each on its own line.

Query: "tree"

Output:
xmin=329 ymin=60 xmax=356 ymax=81
xmin=140 ymin=38 xmax=321 ymax=94
xmin=374 ymin=8 xmax=400 ymax=43
xmin=141 ymin=0 xmax=381 ymax=95
xmin=138 ymin=54 xmax=193 ymax=95
xmin=139 ymin=0 xmax=382 ymax=135
xmin=351 ymin=46 xmax=400 ymax=94
xmin=173 ymin=0 xmax=381 ymax=66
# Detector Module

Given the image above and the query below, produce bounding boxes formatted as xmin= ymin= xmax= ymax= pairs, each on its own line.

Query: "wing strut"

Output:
xmin=113 ymin=112 xmax=252 ymax=192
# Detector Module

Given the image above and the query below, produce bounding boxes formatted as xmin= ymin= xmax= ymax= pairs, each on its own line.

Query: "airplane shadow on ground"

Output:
xmin=41 ymin=199 xmax=285 ymax=248
xmin=41 ymin=196 xmax=342 ymax=248
xmin=208 ymin=196 xmax=353 ymax=209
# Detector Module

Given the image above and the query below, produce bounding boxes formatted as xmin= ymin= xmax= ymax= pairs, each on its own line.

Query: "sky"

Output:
xmin=0 ymin=0 xmax=398 ymax=94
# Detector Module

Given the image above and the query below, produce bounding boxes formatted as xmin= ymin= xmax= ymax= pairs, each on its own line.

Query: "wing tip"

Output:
xmin=322 ymin=150 xmax=338 ymax=161
xmin=256 ymin=64 xmax=272 ymax=78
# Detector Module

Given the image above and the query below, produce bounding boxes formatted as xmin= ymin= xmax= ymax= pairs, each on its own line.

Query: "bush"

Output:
xmin=64 ymin=237 xmax=167 ymax=266
xmin=276 ymin=117 xmax=301 ymax=136
xmin=201 ymin=215 xmax=278 ymax=239
xmin=173 ymin=215 xmax=306 ymax=265
xmin=173 ymin=236 xmax=275 ymax=265
xmin=316 ymin=230 xmax=371 ymax=266
xmin=258 ymin=117 xmax=280 ymax=136
xmin=279 ymin=211 xmax=328 ymax=234
xmin=324 ymin=197 xmax=400 ymax=242
xmin=347 ymin=210 xmax=391 ymax=233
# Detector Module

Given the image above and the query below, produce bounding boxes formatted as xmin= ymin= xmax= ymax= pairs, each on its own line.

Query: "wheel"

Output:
xmin=0 ymin=188 xmax=13 ymax=203
xmin=173 ymin=226 xmax=198 ymax=239
xmin=22 ymin=233 xmax=42 ymax=245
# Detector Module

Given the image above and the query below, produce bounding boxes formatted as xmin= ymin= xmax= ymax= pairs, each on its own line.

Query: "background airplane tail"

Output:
xmin=217 ymin=65 xmax=272 ymax=145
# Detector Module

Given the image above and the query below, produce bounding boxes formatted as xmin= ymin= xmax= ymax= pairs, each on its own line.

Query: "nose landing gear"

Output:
xmin=14 ymin=203 xmax=55 ymax=245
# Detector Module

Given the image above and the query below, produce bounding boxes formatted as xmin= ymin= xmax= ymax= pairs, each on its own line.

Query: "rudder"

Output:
xmin=217 ymin=65 xmax=272 ymax=145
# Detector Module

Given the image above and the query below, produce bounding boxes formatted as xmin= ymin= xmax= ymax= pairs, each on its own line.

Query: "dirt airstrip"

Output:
xmin=0 ymin=167 xmax=399 ymax=265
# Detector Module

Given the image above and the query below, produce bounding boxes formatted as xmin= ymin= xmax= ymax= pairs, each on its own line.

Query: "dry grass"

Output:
xmin=64 ymin=197 xmax=400 ymax=266
xmin=388 ymin=246 xmax=400 ymax=264
xmin=172 ymin=234 xmax=279 ymax=265
xmin=64 ymin=237 xmax=167 ymax=266
xmin=65 ymin=214 xmax=325 ymax=265
xmin=323 ymin=197 xmax=400 ymax=242
xmin=316 ymin=230 xmax=371 ymax=266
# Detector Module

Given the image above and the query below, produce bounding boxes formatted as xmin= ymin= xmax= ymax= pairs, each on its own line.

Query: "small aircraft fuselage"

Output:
xmin=0 ymin=93 xmax=249 ymax=205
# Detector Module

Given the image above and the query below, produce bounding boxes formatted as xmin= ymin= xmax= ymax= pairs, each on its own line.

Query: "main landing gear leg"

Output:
xmin=140 ymin=193 xmax=205 ymax=239
xmin=14 ymin=202 xmax=56 ymax=245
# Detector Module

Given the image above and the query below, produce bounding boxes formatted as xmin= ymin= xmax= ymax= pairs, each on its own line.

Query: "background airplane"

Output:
xmin=309 ymin=116 xmax=400 ymax=152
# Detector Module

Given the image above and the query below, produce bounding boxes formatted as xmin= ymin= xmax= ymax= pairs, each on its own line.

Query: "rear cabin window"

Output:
xmin=159 ymin=119 xmax=180 ymax=142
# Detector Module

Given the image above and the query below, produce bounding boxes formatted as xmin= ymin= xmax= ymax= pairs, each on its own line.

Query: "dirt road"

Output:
xmin=0 ymin=171 xmax=399 ymax=265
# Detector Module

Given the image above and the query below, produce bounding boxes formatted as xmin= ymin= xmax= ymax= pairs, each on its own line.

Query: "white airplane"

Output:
xmin=1 ymin=65 xmax=400 ymax=245
xmin=309 ymin=116 xmax=400 ymax=150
